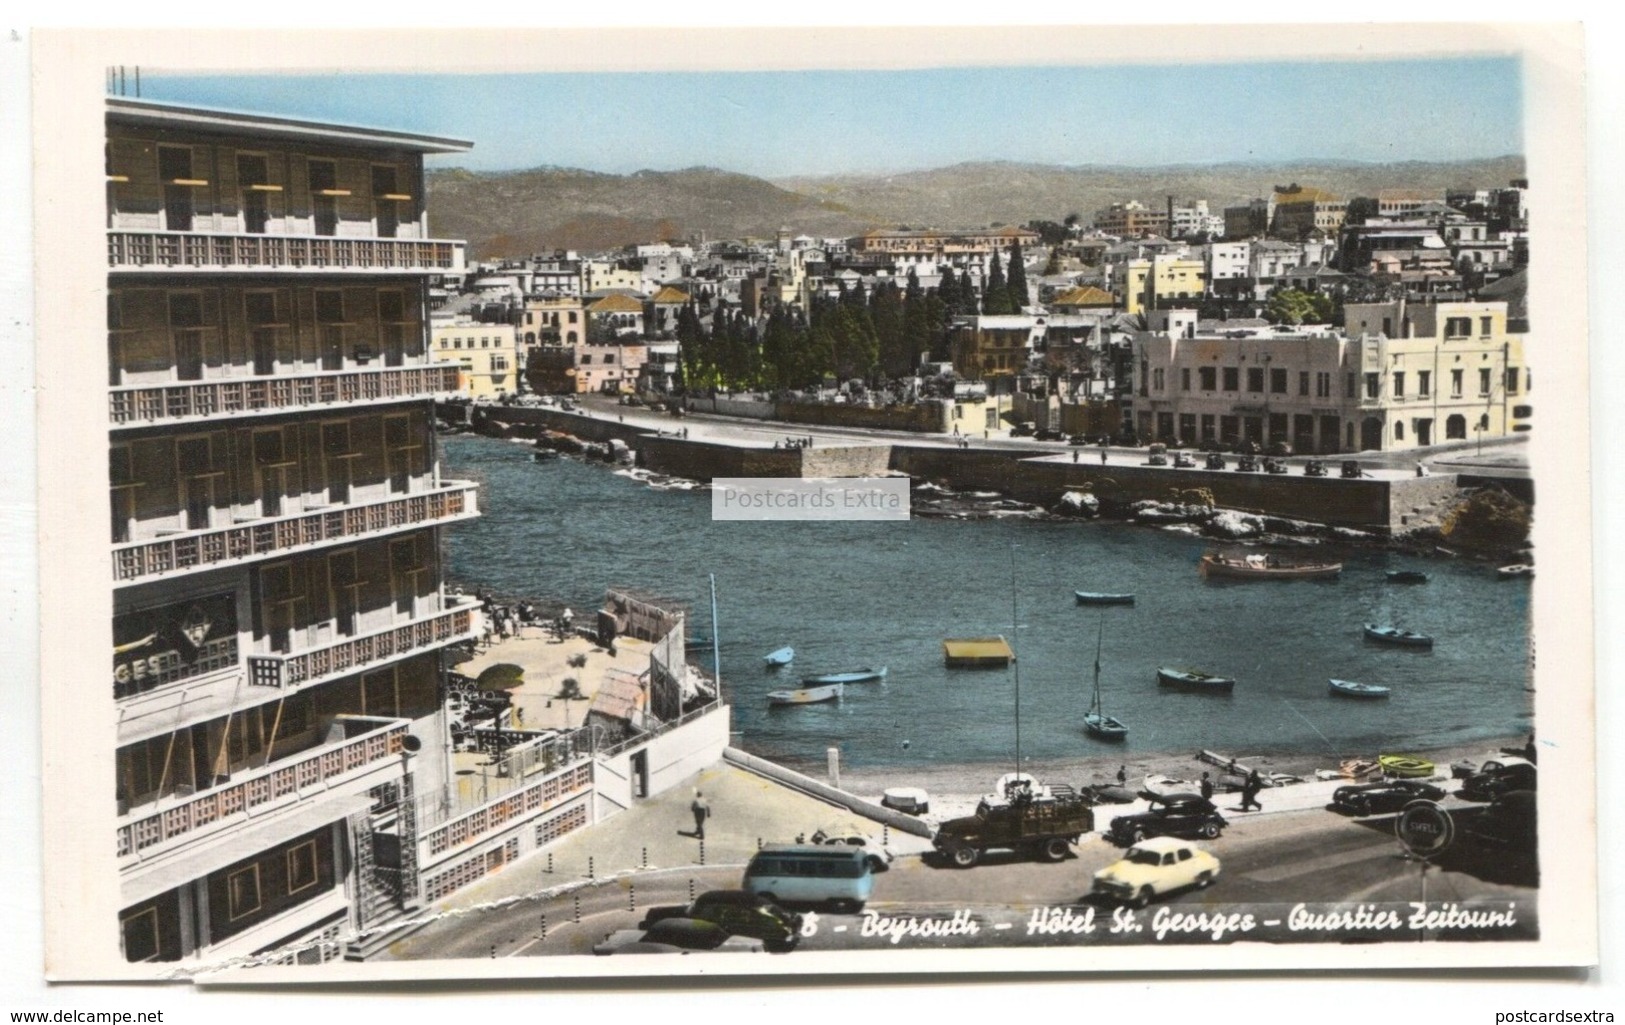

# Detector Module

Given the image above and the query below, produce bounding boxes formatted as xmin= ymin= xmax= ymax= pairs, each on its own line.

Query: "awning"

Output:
xmin=120 ymin=794 xmax=375 ymax=907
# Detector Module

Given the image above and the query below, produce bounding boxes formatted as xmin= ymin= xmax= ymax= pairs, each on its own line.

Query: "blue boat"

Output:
xmin=763 ymin=646 xmax=795 ymax=668
xmin=801 ymin=666 xmax=887 ymax=685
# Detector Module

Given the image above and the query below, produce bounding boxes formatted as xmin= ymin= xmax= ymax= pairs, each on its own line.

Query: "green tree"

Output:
xmin=983 ymin=253 xmax=1011 ymax=315
xmin=1005 ymin=241 xmax=1029 ymax=311
xmin=872 ymin=280 xmax=909 ymax=378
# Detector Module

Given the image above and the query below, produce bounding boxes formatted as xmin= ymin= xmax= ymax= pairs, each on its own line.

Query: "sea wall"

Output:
xmin=773 ymin=400 xmax=948 ymax=433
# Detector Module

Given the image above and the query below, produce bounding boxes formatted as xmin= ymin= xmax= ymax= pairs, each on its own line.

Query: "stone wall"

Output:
xmin=800 ymin=446 xmax=894 ymax=478
xmin=773 ymin=400 xmax=948 ymax=433
xmin=636 ymin=437 xmax=802 ymax=480
xmin=685 ymin=396 xmax=777 ymax=419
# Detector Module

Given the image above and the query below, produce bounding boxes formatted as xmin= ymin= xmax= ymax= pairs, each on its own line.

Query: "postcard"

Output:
xmin=26 ymin=21 xmax=1594 ymax=990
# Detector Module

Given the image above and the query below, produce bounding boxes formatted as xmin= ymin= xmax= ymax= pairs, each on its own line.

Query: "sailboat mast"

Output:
xmin=1010 ymin=544 xmax=1020 ymax=775
xmin=709 ymin=573 xmax=721 ymax=687
xmin=1092 ymin=613 xmax=1105 ymax=715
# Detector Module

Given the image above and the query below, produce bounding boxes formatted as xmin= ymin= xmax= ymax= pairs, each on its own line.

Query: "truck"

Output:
xmin=932 ymin=778 xmax=1095 ymax=868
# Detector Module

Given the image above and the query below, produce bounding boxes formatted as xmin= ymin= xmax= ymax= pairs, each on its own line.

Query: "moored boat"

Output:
xmin=1083 ymin=615 xmax=1128 ymax=741
xmin=1200 ymin=551 xmax=1342 ymax=580
xmin=766 ymin=682 xmax=843 ymax=706
xmin=1156 ymin=666 xmax=1236 ymax=693
xmin=1497 ymin=564 xmax=1534 ymax=579
xmin=801 ymin=666 xmax=887 ymax=685
xmin=1076 ymin=591 xmax=1136 ymax=606
xmin=1328 ymin=678 xmax=1391 ymax=699
xmin=1378 ymin=753 xmax=1436 ymax=779
xmin=763 ymin=646 xmax=795 ymax=667
xmin=1385 ymin=570 xmax=1430 ymax=584
xmin=1363 ymin=623 xmax=1433 ymax=649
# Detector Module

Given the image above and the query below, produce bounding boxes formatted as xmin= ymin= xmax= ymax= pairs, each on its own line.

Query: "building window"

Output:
xmin=1298 ymin=371 xmax=1309 ymax=396
xmin=1181 ymin=368 xmax=1191 ymax=392
xmin=1346 ymin=373 xmax=1356 ymax=399
xmin=581 ymin=354 xmax=592 ymax=365
xmin=1451 ymin=369 xmax=1464 ymax=398
xmin=490 ymin=355 xmax=508 ymax=372
xmin=1365 ymin=373 xmax=1380 ymax=399
xmin=1419 ymin=371 xmax=1431 ymax=397
xmin=227 ymin=866 xmax=262 ymax=920
xmin=1395 ymin=421 xmax=1405 ymax=441
xmin=1247 ymin=368 xmax=1264 ymax=393
xmin=1223 ymin=367 xmax=1239 ymax=392
xmin=120 ymin=907 xmax=160 ymax=963
xmin=287 ymin=842 xmax=319 ymax=895
xmin=1480 ymin=316 xmax=1494 ymax=338
xmin=1506 ymin=368 xmax=1520 ymax=395
xmin=1445 ymin=317 xmax=1472 ymax=339
xmin=1393 ymin=372 xmax=1405 ymax=398
xmin=1199 ymin=367 xmax=1217 ymax=391
xmin=1270 ymin=368 xmax=1287 ymax=394
xmin=1479 ymin=368 xmax=1492 ymax=396
xmin=1316 ymin=372 xmax=1331 ymax=398
xmin=1152 ymin=369 xmax=1165 ymax=392
xmin=1446 ymin=414 xmax=1467 ymax=439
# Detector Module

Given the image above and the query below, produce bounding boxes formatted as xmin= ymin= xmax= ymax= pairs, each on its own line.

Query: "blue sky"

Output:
xmin=136 ymin=59 xmax=1522 ymax=178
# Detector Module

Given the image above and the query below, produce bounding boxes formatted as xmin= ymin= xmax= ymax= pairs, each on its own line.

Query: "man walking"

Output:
xmin=690 ymin=790 xmax=710 ymax=839
xmin=1240 ymin=769 xmax=1263 ymax=812
xmin=1200 ymin=771 xmax=1214 ymax=801
xmin=1115 ymin=764 xmax=1127 ymax=786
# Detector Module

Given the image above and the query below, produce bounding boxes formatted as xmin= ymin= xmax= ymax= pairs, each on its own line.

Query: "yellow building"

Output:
xmin=1111 ymin=256 xmax=1206 ymax=315
xmin=430 ymin=320 xmax=519 ymax=398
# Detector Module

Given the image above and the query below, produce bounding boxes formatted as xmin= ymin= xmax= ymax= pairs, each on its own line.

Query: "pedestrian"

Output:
xmin=1115 ymin=764 xmax=1127 ymax=786
xmin=1099 ymin=449 xmax=1107 ymax=464
xmin=1241 ymin=769 xmax=1263 ymax=812
xmin=1200 ymin=771 xmax=1214 ymax=801
xmin=690 ymin=790 xmax=710 ymax=839
xmin=1072 ymin=451 xmax=1079 ymax=464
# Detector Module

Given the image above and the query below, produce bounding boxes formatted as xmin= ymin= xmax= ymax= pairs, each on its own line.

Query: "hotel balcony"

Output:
xmin=108 ymin=230 xmax=466 ymax=276
xmin=246 ymin=597 xmax=481 ymax=692
xmin=109 ymin=364 xmax=463 ymax=428
xmin=113 ymin=481 xmax=478 ymax=586
xmin=117 ymin=714 xmax=408 ymax=868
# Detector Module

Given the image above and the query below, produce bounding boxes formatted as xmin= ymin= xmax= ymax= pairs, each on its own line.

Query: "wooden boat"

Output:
xmin=1378 ymin=754 xmax=1436 ymax=779
xmin=802 ymin=666 xmax=887 ymax=685
xmin=1075 ymin=591 xmax=1135 ymax=606
xmin=762 ymin=646 xmax=795 ymax=667
xmin=1328 ymin=678 xmax=1391 ymax=699
xmin=1385 ymin=570 xmax=1430 ymax=584
xmin=1200 ymin=552 xmax=1342 ymax=580
xmin=766 ymin=682 xmax=842 ymax=706
xmin=1497 ymin=564 xmax=1534 ymax=579
xmin=1141 ymin=774 xmax=1199 ymax=798
xmin=1363 ymin=623 xmax=1433 ymax=649
xmin=1083 ymin=616 xmax=1128 ymax=741
xmin=1340 ymin=757 xmax=1381 ymax=779
xmin=1157 ymin=666 xmax=1236 ymax=693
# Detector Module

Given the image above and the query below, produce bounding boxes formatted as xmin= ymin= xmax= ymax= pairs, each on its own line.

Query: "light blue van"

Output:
xmin=742 ymin=845 xmax=874 ymax=912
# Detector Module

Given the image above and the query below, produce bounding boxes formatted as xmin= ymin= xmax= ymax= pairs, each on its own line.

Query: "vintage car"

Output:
xmin=808 ymin=827 xmax=895 ymax=872
xmin=640 ymin=891 xmax=802 ymax=952
xmin=1010 ymin=421 xmax=1038 ymax=437
xmin=1330 ymin=779 xmax=1448 ymax=817
xmin=1091 ymin=836 xmax=1222 ymax=908
xmin=1146 ymin=443 xmax=1169 ymax=467
xmin=1106 ymin=793 xmax=1227 ymax=845
xmin=593 ymin=917 xmax=767 ymax=955
xmin=1459 ymin=757 xmax=1537 ymax=802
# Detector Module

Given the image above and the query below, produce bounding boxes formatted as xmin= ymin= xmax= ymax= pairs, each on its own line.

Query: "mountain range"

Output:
xmin=426 ymin=156 xmax=1526 ymax=260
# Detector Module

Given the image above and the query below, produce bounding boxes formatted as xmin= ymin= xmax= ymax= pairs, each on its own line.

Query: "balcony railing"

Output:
xmin=108 ymin=230 xmax=465 ymax=273
xmin=247 ymin=598 xmax=480 ymax=691
xmin=117 ymin=716 xmax=408 ymax=860
xmin=110 ymin=365 xmax=463 ymax=427
xmin=113 ymin=481 xmax=478 ymax=585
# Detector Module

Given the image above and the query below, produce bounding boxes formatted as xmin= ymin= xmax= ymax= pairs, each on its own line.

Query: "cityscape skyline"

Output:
xmin=132 ymin=58 xmax=1523 ymax=178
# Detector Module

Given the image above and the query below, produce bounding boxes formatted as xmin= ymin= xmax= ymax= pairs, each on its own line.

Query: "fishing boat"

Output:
xmin=1199 ymin=551 xmax=1342 ymax=580
xmin=1328 ymin=678 xmax=1391 ymax=699
xmin=766 ymin=682 xmax=842 ymax=706
xmin=1363 ymin=623 xmax=1434 ymax=649
xmin=1378 ymin=754 xmax=1436 ymax=779
xmin=1083 ymin=616 xmax=1128 ymax=741
xmin=1497 ymin=564 xmax=1534 ymax=579
xmin=1156 ymin=666 xmax=1236 ymax=693
xmin=1385 ymin=570 xmax=1430 ymax=584
xmin=801 ymin=666 xmax=887 ymax=685
xmin=1075 ymin=591 xmax=1136 ymax=606
xmin=763 ymin=646 xmax=795 ymax=668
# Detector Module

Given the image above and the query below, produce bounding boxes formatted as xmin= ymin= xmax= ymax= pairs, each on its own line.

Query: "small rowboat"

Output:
xmin=1329 ymin=678 xmax=1391 ymax=699
xmin=1497 ymin=564 xmax=1534 ymax=579
xmin=802 ymin=666 xmax=887 ymax=685
xmin=1157 ymin=666 xmax=1236 ymax=693
xmin=1200 ymin=552 xmax=1342 ymax=580
xmin=1084 ymin=711 xmax=1129 ymax=741
xmin=1363 ymin=623 xmax=1433 ymax=649
xmin=1340 ymin=758 xmax=1381 ymax=779
xmin=1385 ymin=570 xmax=1430 ymax=584
xmin=1378 ymin=754 xmax=1436 ymax=779
xmin=1076 ymin=591 xmax=1135 ymax=606
xmin=767 ymin=682 xmax=843 ymax=706
xmin=763 ymin=646 xmax=795 ymax=667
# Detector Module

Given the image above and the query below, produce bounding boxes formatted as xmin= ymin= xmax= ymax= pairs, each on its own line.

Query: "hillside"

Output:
xmin=427 ymin=156 xmax=1526 ymax=260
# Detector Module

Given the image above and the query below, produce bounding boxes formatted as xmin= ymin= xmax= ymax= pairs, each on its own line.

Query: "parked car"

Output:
xmin=1331 ymin=779 xmax=1448 ymax=817
xmin=1463 ymin=789 xmax=1537 ymax=853
xmin=1068 ymin=434 xmax=1091 ymax=446
xmin=640 ymin=891 xmax=801 ymax=952
xmin=1106 ymin=794 xmax=1227 ymax=845
xmin=1035 ymin=427 xmax=1065 ymax=441
xmin=808 ymin=828 xmax=894 ymax=872
xmin=1010 ymin=421 xmax=1038 ymax=437
xmin=1145 ymin=443 xmax=1169 ymax=467
xmin=593 ymin=917 xmax=767 ymax=955
xmin=1460 ymin=757 xmax=1537 ymax=802
xmin=1091 ymin=837 xmax=1221 ymax=908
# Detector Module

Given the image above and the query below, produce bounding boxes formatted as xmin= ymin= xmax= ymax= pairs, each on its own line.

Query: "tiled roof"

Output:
xmin=651 ymin=285 xmax=691 ymax=304
xmin=587 ymin=294 xmax=646 ymax=313
xmin=1052 ymin=286 xmax=1116 ymax=307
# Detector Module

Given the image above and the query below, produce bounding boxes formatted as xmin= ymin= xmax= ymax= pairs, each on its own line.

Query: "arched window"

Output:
xmin=1395 ymin=421 xmax=1405 ymax=441
xmin=1446 ymin=414 xmax=1467 ymax=440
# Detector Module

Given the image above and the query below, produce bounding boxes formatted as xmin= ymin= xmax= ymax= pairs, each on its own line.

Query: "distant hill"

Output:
xmin=427 ymin=156 xmax=1526 ymax=260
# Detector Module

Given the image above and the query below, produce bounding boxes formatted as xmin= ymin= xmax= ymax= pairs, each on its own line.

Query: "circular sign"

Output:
xmin=1395 ymin=799 xmax=1454 ymax=857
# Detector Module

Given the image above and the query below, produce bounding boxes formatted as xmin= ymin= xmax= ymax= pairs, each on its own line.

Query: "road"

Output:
xmin=386 ymin=801 xmax=1536 ymax=959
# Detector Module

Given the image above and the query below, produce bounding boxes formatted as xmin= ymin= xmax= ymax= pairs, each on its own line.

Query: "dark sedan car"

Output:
xmin=1460 ymin=758 xmax=1537 ymax=802
xmin=1330 ymin=779 xmax=1448 ymax=817
xmin=1107 ymin=794 xmax=1227 ymax=845
xmin=640 ymin=890 xmax=802 ymax=952
xmin=593 ymin=917 xmax=766 ymax=955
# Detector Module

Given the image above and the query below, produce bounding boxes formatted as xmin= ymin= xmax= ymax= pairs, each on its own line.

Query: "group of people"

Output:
xmin=467 ymin=590 xmax=577 ymax=648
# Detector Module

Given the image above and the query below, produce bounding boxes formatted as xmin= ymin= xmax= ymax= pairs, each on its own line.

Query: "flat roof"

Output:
xmin=107 ymin=97 xmax=472 ymax=155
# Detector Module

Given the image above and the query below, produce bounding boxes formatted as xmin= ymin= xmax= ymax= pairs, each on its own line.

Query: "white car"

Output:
xmin=1091 ymin=836 xmax=1221 ymax=908
xmin=808 ymin=827 xmax=895 ymax=871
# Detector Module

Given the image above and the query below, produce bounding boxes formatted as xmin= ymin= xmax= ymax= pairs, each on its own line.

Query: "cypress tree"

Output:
xmin=983 ymin=253 xmax=1010 ymax=315
xmin=1006 ymin=241 xmax=1029 ymax=311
